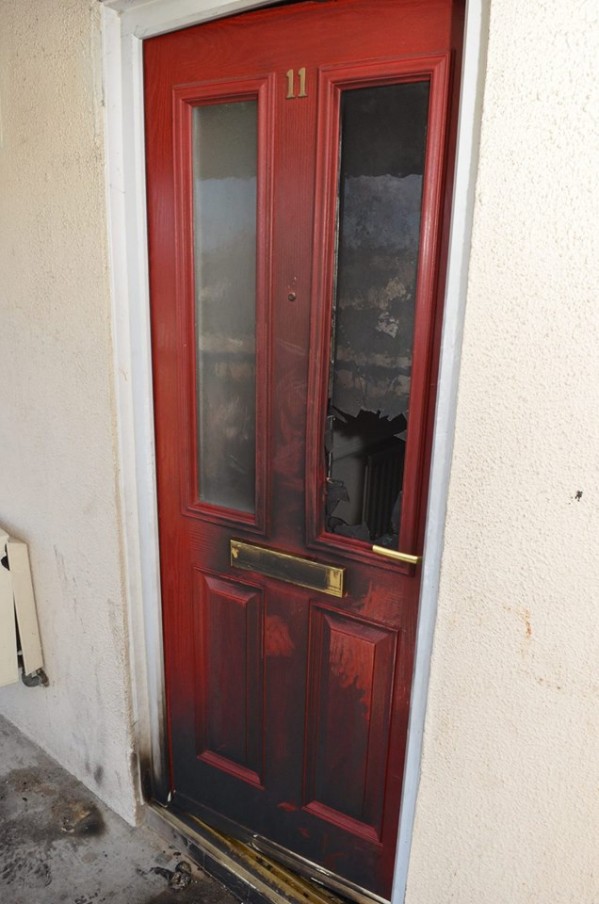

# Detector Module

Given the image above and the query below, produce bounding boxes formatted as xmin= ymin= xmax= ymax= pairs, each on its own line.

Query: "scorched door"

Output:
xmin=145 ymin=0 xmax=461 ymax=897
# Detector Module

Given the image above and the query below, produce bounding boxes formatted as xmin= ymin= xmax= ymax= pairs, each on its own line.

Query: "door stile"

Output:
xmin=155 ymin=72 xmax=277 ymax=808
xmin=266 ymin=63 xmax=318 ymax=552
xmin=305 ymin=55 xmax=451 ymax=570
xmin=398 ymin=55 xmax=450 ymax=555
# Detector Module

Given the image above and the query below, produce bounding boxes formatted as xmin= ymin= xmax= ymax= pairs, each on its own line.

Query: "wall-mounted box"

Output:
xmin=0 ymin=528 xmax=45 ymax=688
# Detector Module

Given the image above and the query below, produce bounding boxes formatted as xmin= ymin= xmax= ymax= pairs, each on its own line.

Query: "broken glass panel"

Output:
xmin=193 ymin=101 xmax=257 ymax=513
xmin=324 ymin=81 xmax=430 ymax=547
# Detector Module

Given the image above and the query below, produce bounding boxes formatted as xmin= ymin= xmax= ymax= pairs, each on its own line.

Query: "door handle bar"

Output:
xmin=372 ymin=545 xmax=422 ymax=565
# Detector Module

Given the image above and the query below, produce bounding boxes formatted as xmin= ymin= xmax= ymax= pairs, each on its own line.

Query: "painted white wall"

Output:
xmin=406 ymin=1 xmax=599 ymax=902
xmin=0 ymin=0 xmax=137 ymax=822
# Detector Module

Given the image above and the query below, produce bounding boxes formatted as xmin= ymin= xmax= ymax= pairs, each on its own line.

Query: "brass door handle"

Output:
xmin=372 ymin=545 xmax=422 ymax=565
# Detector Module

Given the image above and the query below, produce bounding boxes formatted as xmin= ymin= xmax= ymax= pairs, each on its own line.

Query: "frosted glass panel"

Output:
xmin=193 ymin=101 xmax=257 ymax=513
xmin=324 ymin=82 xmax=430 ymax=546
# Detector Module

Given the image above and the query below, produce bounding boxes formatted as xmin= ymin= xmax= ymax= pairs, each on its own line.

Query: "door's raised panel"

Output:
xmin=304 ymin=604 xmax=399 ymax=840
xmin=193 ymin=571 xmax=264 ymax=786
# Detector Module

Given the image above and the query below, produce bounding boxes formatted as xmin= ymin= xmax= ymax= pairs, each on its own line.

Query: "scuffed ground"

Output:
xmin=0 ymin=715 xmax=238 ymax=904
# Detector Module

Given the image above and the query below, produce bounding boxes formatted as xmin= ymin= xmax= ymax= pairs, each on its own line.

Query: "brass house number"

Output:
xmin=286 ymin=67 xmax=308 ymax=99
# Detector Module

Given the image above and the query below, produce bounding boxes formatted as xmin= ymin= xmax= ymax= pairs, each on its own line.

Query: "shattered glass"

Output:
xmin=324 ymin=82 xmax=430 ymax=546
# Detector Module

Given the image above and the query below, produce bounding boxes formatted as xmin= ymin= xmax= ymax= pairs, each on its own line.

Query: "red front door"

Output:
xmin=145 ymin=1 xmax=462 ymax=897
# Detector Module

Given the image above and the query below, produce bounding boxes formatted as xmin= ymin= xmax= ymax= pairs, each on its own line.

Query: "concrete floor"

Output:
xmin=0 ymin=714 xmax=239 ymax=904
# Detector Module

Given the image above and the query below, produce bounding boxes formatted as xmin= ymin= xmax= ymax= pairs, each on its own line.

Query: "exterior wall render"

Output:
xmin=406 ymin=2 xmax=599 ymax=902
xmin=0 ymin=0 xmax=137 ymax=823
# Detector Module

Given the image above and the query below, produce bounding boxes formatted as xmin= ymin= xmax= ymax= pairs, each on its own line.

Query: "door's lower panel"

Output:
xmin=193 ymin=571 xmax=265 ymax=786
xmin=304 ymin=606 xmax=400 ymax=841
xmin=174 ymin=571 xmax=401 ymax=896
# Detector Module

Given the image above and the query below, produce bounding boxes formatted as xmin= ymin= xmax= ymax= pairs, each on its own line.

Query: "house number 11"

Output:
xmin=286 ymin=68 xmax=308 ymax=99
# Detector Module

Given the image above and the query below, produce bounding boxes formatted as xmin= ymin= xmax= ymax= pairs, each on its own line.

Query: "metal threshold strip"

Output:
xmin=146 ymin=804 xmax=388 ymax=904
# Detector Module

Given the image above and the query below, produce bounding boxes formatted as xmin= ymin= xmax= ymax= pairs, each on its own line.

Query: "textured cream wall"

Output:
xmin=0 ymin=0 xmax=137 ymax=822
xmin=406 ymin=1 xmax=599 ymax=902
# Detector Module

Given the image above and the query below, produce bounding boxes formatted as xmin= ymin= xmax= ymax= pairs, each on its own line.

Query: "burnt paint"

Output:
xmin=0 ymin=769 xmax=103 ymax=893
xmin=265 ymin=614 xmax=295 ymax=657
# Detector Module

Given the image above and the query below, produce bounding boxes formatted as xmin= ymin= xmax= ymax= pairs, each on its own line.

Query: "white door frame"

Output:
xmin=100 ymin=1 xmax=489 ymax=899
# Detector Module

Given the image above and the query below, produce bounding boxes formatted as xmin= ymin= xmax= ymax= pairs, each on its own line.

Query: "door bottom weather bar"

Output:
xmin=147 ymin=803 xmax=387 ymax=904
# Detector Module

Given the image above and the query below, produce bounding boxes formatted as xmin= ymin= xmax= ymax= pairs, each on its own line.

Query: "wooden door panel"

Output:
xmin=145 ymin=1 xmax=463 ymax=896
xmin=193 ymin=573 xmax=264 ymax=786
xmin=304 ymin=606 xmax=399 ymax=840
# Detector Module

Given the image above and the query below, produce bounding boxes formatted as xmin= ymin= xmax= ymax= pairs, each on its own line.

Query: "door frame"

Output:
xmin=100 ymin=1 xmax=489 ymax=900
